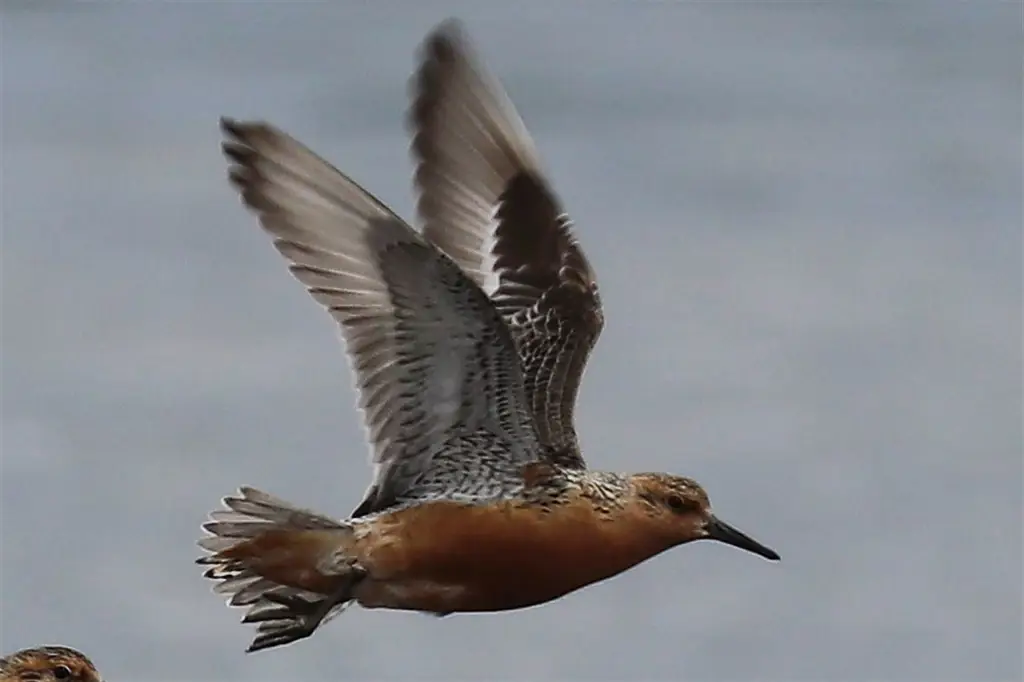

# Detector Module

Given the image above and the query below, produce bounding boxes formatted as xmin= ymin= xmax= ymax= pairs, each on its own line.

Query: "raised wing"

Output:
xmin=220 ymin=118 xmax=539 ymax=514
xmin=408 ymin=21 xmax=604 ymax=467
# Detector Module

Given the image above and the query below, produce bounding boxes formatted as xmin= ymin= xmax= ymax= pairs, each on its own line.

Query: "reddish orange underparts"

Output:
xmin=226 ymin=493 xmax=684 ymax=615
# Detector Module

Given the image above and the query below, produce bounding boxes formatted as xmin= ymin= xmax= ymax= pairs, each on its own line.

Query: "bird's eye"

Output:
xmin=52 ymin=666 xmax=72 ymax=680
xmin=666 ymin=494 xmax=685 ymax=511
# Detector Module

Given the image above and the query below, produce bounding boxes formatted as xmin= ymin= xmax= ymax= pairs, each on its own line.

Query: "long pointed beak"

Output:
xmin=705 ymin=515 xmax=780 ymax=561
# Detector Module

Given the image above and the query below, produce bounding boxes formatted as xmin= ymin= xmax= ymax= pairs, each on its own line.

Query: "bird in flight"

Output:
xmin=197 ymin=18 xmax=779 ymax=654
xmin=0 ymin=646 xmax=103 ymax=682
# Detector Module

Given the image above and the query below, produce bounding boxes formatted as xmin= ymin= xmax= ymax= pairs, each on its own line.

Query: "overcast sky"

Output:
xmin=1 ymin=2 xmax=1020 ymax=681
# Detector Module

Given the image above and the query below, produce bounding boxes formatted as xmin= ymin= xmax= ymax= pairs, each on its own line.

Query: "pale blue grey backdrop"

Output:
xmin=1 ymin=2 xmax=1020 ymax=680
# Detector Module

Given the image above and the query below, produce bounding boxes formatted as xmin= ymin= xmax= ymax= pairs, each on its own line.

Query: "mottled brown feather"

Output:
xmin=218 ymin=116 xmax=540 ymax=517
xmin=409 ymin=21 xmax=604 ymax=465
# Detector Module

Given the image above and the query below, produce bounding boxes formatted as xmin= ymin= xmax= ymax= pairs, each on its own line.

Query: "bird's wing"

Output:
xmin=221 ymin=118 xmax=540 ymax=512
xmin=409 ymin=21 xmax=603 ymax=466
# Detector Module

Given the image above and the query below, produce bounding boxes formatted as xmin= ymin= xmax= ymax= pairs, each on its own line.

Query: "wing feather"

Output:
xmin=408 ymin=22 xmax=603 ymax=465
xmin=221 ymin=117 xmax=539 ymax=508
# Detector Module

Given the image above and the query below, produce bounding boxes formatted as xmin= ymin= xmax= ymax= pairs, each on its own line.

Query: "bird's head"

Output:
xmin=630 ymin=473 xmax=780 ymax=561
xmin=0 ymin=646 xmax=103 ymax=682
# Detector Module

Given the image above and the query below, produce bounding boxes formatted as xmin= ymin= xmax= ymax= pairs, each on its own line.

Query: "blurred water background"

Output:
xmin=1 ymin=2 xmax=1020 ymax=680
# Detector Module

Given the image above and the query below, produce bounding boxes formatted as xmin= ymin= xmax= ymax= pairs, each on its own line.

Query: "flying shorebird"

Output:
xmin=197 ymin=18 xmax=780 ymax=654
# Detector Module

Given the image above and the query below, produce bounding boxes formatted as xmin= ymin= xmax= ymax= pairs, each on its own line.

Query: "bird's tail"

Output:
xmin=197 ymin=487 xmax=364 ymax=652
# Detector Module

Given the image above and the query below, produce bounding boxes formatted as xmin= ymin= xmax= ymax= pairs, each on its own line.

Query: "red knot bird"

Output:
xmin=197 ymin=18 xmax=780 ymax=654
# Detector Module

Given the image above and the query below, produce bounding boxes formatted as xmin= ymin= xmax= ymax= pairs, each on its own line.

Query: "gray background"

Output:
xmin=1 ymin=2 xmax=1020 ymax=680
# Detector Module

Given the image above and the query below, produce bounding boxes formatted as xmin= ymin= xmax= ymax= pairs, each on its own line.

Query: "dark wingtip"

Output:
xmin=408 ymin=17 xmax=479 ymax=144
xmin=219 ymin=117 xmax=271 ymax=151
xmin=219 ymin=116 xmax=246 ymax=144
xmin=427 ymin=17 xmax=467 ymax=44
xmin=421 ymin=17 xmax=475 ymax=68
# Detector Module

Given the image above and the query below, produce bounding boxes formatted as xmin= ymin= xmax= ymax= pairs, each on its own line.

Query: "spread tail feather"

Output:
xmin=197 ymin=487 xmax=365 ymax=652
